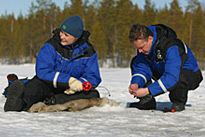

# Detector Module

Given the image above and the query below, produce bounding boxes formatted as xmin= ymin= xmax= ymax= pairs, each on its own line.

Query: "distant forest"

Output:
xmin=0 ymin=0 xmax=205 ymax=68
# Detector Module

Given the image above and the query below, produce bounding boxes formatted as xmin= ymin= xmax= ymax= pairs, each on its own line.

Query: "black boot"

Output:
xmin=129 ymin=94 xmax=156 ymax=110
xmin=3 ymin=74 xmax=19 ymax=98
xmin=4 ymin=80 xmax=25 ymax=112
xmin=171 ymin=103 xmax=185 ymax=112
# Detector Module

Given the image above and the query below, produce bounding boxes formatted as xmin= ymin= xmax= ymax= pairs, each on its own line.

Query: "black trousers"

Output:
xmin=22 ymin=76 xmax=100 ymax=110
xmin=150 ymin=69 xmax=203 ymax=105
xmin=169 ymin=69 xmax=203 ymax=104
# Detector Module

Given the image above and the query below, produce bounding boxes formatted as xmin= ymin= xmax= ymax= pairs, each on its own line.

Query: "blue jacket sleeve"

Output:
xmin=131 ymin=53 xmax=152 ymax=88
xmin=78 ymin=53 xmax=101 ymax=87
xmin=148 ymin=46 xmax=182 ymax=96
xmin=36 ymin=43 xmax=70 ymax=89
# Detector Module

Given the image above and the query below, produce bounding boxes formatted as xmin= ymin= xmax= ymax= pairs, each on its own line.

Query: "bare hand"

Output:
xmin=129 ymin=83 xmax=139 ymax=95
xmin=131 ymin=87 xmax=149 ymax=97
xmin=64 ymin=89 xmax=76 ymax=95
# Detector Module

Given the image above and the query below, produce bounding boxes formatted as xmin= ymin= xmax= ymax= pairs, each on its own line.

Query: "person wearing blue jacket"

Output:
xmin=4 ymin=15 xmax=102 ymax=112
xmin=128 ymin=23 xmax=203 ymax=111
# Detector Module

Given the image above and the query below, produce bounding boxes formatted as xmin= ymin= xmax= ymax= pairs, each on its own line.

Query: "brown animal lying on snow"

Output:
xmin=28 ymin=97 xmax=119 ymax=113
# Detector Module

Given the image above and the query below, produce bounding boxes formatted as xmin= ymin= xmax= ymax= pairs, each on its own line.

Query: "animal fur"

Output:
xmin=28 ymin=97 xmax=119 ymax=113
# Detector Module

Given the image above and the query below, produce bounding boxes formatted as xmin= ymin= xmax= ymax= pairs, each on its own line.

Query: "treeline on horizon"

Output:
xmin=0 ymin=0 xmax=205 ymax=68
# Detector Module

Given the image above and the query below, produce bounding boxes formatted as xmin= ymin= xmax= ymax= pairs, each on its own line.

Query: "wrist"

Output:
xmin=147 ymin=87 xmax=152 ymax=95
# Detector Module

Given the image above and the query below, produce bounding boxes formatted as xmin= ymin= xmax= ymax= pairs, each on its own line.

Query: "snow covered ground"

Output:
xmin=0 ymin=64 xmax=205 ymax=137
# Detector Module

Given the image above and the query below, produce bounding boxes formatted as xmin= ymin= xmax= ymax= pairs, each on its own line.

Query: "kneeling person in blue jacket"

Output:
xmin=128 ymin=23 xmax=203 ymax=111
xmin=4 ymin=15 xmax=101 ymax=112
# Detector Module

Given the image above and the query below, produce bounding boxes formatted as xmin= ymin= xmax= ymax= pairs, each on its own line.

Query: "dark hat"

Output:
xmin=60 ymin=15 xmax=84 ymax=38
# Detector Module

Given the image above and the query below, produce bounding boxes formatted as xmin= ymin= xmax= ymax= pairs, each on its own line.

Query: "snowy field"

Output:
xmin=0 ymin=64 xmax=205 ymax=137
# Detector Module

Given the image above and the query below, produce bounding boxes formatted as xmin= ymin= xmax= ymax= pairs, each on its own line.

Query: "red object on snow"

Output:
xmin=171 ymin=109 xmax=175 ymax=113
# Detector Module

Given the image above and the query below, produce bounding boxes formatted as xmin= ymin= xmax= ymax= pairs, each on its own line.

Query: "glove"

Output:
xmin=68 ymin=77 xmax=83 ymax=92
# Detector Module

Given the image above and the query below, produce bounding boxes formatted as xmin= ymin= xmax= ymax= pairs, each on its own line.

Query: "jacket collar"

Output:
xmin=147 ymin=25 xmax=157 ymax=56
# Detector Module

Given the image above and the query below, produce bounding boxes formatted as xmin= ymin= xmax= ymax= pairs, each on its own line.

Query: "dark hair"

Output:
xmin=128 ymin=23 xmax=153 ymax=43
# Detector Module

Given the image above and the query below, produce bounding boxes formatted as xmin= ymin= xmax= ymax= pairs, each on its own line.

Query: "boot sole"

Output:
xmin=4 ymin=80 xmax=24 ymax=112
xmin=171 ymin=104 xmax=185 ymax=112
xmin=128 ymin=102 xmax=156 ymax=110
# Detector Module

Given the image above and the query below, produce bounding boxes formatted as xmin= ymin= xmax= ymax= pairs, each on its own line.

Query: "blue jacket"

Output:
xmin=131 ymin=24 xmax=199 ymax=96
xmin=36 ymin=29 xmax=101 ymax=90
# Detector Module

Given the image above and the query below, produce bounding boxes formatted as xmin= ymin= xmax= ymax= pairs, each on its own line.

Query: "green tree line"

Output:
xmin=0 ymin=0 xmax=205 ymax=68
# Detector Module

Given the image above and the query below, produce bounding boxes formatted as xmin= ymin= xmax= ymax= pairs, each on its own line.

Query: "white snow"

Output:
xmin=0 ymin=64 xmax=205 ymax=137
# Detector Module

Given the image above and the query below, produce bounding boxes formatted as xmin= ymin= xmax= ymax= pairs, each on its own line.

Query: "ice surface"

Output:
xmin=0 ymin=64 xmax=204 ymax=137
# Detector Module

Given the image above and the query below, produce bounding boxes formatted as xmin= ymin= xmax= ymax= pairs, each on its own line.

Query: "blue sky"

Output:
xmin=0 ymin=0 xmax=204 ymax=18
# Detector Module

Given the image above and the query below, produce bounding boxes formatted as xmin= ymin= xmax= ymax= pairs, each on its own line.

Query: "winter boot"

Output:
xmin=3 ymin=74 xmax=29 ymax=98
xmin=7 ymin=74 xmax=18 ymax=84
xmin=2 ymin=74 xmax=19 ymax=97
xmin=129 ymin=94 xmax=156 ymax=110
xmin=4 ymin=80 xmax=25 ymax=112
xmin=171 ymin=103 xmax=185 ymax=112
